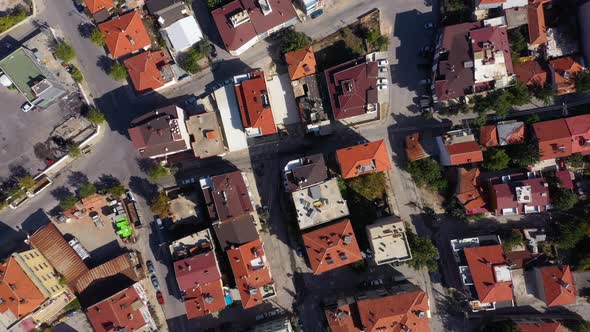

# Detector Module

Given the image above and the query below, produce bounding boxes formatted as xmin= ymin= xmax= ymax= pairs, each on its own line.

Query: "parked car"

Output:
xmin=378 ymin=84 xmax=388 ymax=91
xmin=361 ymin=279 xmax=384 ymax=288
xmin=379 ymin=67 xmax=388 ymax=73
xmin=151 ymin=275 xmax=160 ymax=290
xmin=125 ymin=190 xmax=136 ymax=202
xmin=146 ymin=260 xmax=155 ymax=274
xmin=424 ymin=22 xmax=435 ymax=29
xmin=21 ymin=102 xmax=35 ymax=113
xmin=296 ymin=246 xmax=305 ymax=257
xmin=310 ymin=9 xmax=324 ymax=19
xmin=378 ymin=78 xmax=388 ymax=85
xmin=155 ymin=218 xmax=164 ymax=230
xmin=156 ymin=290 xmax=165 ymax=304
xmin=180 ymin=177 xmax=196 ymax=185
xmin=378 ymin=59 xmax=389 ymax=66
xmin=576 ymin=182 xmax=585 ymax=197
xmin=210 ymin=45 xmax=217 ymax=58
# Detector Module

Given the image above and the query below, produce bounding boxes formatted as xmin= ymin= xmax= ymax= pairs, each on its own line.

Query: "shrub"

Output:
xmin=90 ymin=27 xmax=105 ymax=46
xmin=109 ymin=62 xmax=128 ymax=81
xmin=501 ymin=229 xmax=524 ymax=251
xmin=86 ymin=108 xmax=106 ymax=125
xmin=179 ymin=48 xmax=204 ymax=74
xmin=79 ymin=183 xmax=96 ymax=198
xmin=70 ymin=66 xmax=83 ymax=82
xmin=18 ymin=176 xmax=35 ymax=189
xmin=407 ymin=158 xmax=447 ymax=191
xmin=55 ymin=43 xmax=76 ymax=63
xmin=68 ymin=144 xmax=81 ymax=158
xmin=150 ymin=191 xmax=170 ymax=217
xmin=345 ymin=172 xmax=386 ymax=201
xmin=0 ymin=9 xmax=28 ymax=34
xmin=576 ymin=70 xmax=590 ymax=93
xmin=280 ymin=30 xmax=312 ymax=54
xmin=59 ymin=195 xmax=78 ymax=210
xmin=148 ymin=164 xmax=170 ymax=181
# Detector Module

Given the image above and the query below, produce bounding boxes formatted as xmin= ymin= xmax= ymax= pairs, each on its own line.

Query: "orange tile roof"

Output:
xmin=183 ymin=279 xmax=226 ymax=319
xmin=538 ymin=265 xmax=576 ymax=306
xmin=285 ymin=46 xmax=317 ymax=80
xmin=517 ymin=322 xmax=563 ymax=332
xmin=99 ymin=11 xmax=151 ymax=58
xmin=234 ymin=70 xmax=277 ymax=136
xmin=532 ymin=119 xmax=572 ymax=160
xmin=405 ymin=133 xmax=429 ymax=162
xmin=357 ymin=291 xmax=430 ymax=332
xmin=303 ymin=219 xmax=362 ymax=275
xmin=227 ymin=239 xmax=273 ymax=308
xmin=550 ymin=56 xmax=584 ymax=96
xmin=336 ymin=140 xmax=392 ymax=179
xmin=325 ymin=303 xmax=357 ymax=332
xmin=456 ymin=168 xmax=487 ymax=215
xmin=124 ymin=51 xmax=171 ymax=93
xmin=528 ymin=1 xmax=548 ymax=46
xmin=464 ymin=245 xmax=513 ymax=304
xmin=86 ymin=284 xmax=147 ymax=332
xmin=514 ymin=61 xmax=548 ymax=87
xmin=0 ymin=258 xmax=46 ymax=321
xmin=565 ymin=114 xmax=590 ymax=154
xmin=447 ymin=141 xmax=484 ymax=165
xmin=84 ymin=0 xmax=114 ymax=14
xmin=480 ymin=125 xmax=499 ymax=147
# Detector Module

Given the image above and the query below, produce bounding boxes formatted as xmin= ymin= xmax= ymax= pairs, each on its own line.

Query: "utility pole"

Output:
xmin=562 ymin=102 xmax=568 ymax=117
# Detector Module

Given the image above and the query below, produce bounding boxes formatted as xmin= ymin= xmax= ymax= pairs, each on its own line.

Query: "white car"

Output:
xmin=424 ymin=22 xmax=435 ymax=29
xmin=21 ymin=102 xmax=34 ymax=112
xmin=125 ymin=190 xmax=136 ymax=202
xmin=378 ymin=84 xmax=388 ymax=91
xmin=419 ymin=78 xmax=432 ymax=85
xmin=181 ymin=178 xmax=196 ymax=185
xmin=378 ymin=59 xmax=389 ymax=66
xmin=379 ymin=67 xmax=388 ymax=73
xmin=378 ymin=78 xmax=388 ymax=85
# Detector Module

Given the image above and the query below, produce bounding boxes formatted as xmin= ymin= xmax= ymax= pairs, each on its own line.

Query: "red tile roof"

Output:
xmin=210 ymin=171 xmax=253 ymax=222
xmin=555 ymin=170 xmax=574 ymax=190
xmin=464 ymin=245 xmax=513 ymax=304
xmin=86 ymin=284 xmax=147 ymax=332
xmin=124 ymin=51 xmax=171 ymax=94
xmin=446 ymin=141 xmax=484 ymax=165
xmin=325 ymin=59 xmax=378 ymax=119
xmin=565 ymin=114 xmax=590 ymax=154
xmin=532 ymin=119 xmax=572 ymax=160
xmin=469 ymin=25 xmax=514 ymax=76
xmin=336 ymin=140 xmax=391 ymax=179
xmin=174 ymin=252 xmax=226 ymax=318
xmin=99 ymin=11 xmax=151 ymax=58
xmin=480 ymin=125 xmax=499 ymax=147
xmin=234 ymin=70 xmax=277 ymax=136
xmin=405 ymin=133 xmax=430 ymax=162
xmin=487 ymin=172 xmax=551 ymax=215
xmin=0 ymin=258 xmax=46 ymax=321
xmin=550 ymin=56 xmax=584 ymax=96
xmin=514 ymin=61 xmax=548 ymax=87
xmin=517 ymin=322 xmax=563 ymax=332
xmin=357 ymin=291 xmax=430 ymax=332
xmin=84 ymin=0 xmax=114 ymax=14
xmin=285 ymin=46 xmax=317 ymax=80
xmin=456 ymin=168 xmax=487 ymax=215
xmin=303 ymin=219 xmax=362 ymax=275
xmin=227 ymin=240 xmax=273 ymax=308
xmin=325 ymin=303 xmax=356 ymax=332
xmin=528 ymin=1 xmax=549 ymax=46
xmin=538 ymin=265 xmax=576 ymax=306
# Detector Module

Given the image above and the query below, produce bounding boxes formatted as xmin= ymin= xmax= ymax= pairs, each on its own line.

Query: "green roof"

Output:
xmin=0 ymin=48 xmax=45 ymax=101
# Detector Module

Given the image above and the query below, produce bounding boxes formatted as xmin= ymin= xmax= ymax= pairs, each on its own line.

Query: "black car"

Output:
xmin=210 ymin=45 xmax=218 ymax=58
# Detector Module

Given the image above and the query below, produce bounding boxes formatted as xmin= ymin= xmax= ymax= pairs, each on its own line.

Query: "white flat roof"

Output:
xmin=292 ymin=178 xmax=349 ymax=230
xmin=366 ymin=218 xmax=412 ymax=265
xmin=163 ymin=16 xmax=203 ymax=52
xmin=267 ymin=73 xmax=300 ymax=126
xmin=213 ymin=86 xmax=248 ymax=152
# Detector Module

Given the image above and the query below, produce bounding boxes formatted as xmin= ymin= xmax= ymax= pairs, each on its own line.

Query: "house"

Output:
xmin=213 ymin=214 xmax=259 ymax=250
xmin=252 ymin=317 xmax=294 ymax=332
xmin=298 ymin=0 xmax=323 ymax=15
xmin=227 ymin=239 xmax=276 ymax=308
xmin=486 ymin=171 xmax=550 ymax=215
xmin=497 ymin=121 xmax=525 ymax=146
xmin=532 ymin=118 xmax=572 ymax=160
xmin=470 ymin=25 xmax=515 ymax=90
xmin=0 ymin=257 xmax=47 ymax=330
xmin=325 ymin=290 xmax=430 ymax=332
xmin=86 ymin=282 xmax=155 ymax=332
xmin=456 ymin=168 xmax=488 ymax=215
xmin=128 ymin=105 xmax=191 ymax=159
xmin=450 ymin=236 xmax=513 ymax=311
xmin=168 ymin=229 xmax=214 ymax=261
xmin=200 ymin=171 xmax=254 ymax=223
xmin=185 ymin=112 xmax=226 ymax=158
xmin=565 ymin=114 xmax=590 ymax=154
xmin=550 ymin=56 xmax=584 ymax=96
xmin=83 ymin=0 xmax=114 ymax=14
xmin=366 ymin=216 xmax=412 ymax=265
xmin=436 ymin=129 xmax=483 ymax=166
xmin=234 ymin=70 xmax=277 ymax=137
xmin=405 ymin=132 xmax=431 ymax=162
xmin=533 ymin=265 xmax=576 ymax=306
xmin=474 ymin=0 xmax=527 ymax=12
xmin=480 ymin=125 xmax=499 ymax=147
xmin=336 ymin=140 xmax=391 ymax=179
xmin=12 ymin=249 xmax=68 ymax=299
xmin=285 ymin=46 xmax=317 ymax=81
xmin=528 ymin=0 xmax=550 ymax=48
xmin=283 ymin=154 xmax=328 ymax=192
xmin=123 ymin=50 xmax=175 ymax=94
xmin=161 ymin=16 xmax=204 ymax=52
xmin=73 ymin=252 xmax=143 ymax=295
xmin=211 ymin=84 xmax=249 ymax=152
xmin=294 ymin=74 xmax=331 ymax=136
xmin=174 ymin=252 xmax=226 ymax=318
xmin=324 ymin=57 xmax=378 ymax=120
xmin=211 ymin=0 xmax=298 ymax=55
xmin=99 ymin=11 xmax=151 ymax=58
xmin=146 ymin=0 xmax=182 ymax=16
xmin=302 ymin=219 xmax=362 ymax=274
xmin=514 ymin=61 xmax=549 ymax=87
xmin=516 ymin=321 xmax=563 ymax=332
xmin=292 ymin=178 xmax=349 ymax=230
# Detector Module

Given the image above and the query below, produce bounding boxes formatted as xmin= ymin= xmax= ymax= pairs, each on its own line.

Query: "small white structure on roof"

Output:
xmin=161 ymin=16 xmax=204 ymax=52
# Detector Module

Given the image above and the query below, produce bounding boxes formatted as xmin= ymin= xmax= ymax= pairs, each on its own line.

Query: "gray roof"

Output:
xmin=213 ymin=214 xmax=259 ymax=250
xmin=285 ymin=154 xmax=329 ymax=191
xmin=146 ymin=0 xmax=181 ymax=15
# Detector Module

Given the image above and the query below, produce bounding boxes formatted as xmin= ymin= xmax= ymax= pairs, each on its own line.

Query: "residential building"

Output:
xmin=174 ymin=252 xmax=226 ymax=318
xmin=29 ymin=223 xmax=90 ymax=289
xmin=405 ymin=132 xmax=431 ymax=162
xmin=528 ymin=0 xmax=550 ymax=48
xmin=565 ymin=114 xmax=590 ymax=154
xmin=146 ymin=0 xmax=182 ymax=16
xmin=456 ymin=168 xmax=487 ymax=215
xmin=212 ymin=85 xmax=248 ymax=152
xmin=168 ymin=229 xmax=214 ymax=261
xmin=212 ymin=0 xmax=298 ymax=55
xmin=234 ymin=70 xmax=277 ymax=137
xmin=550 ymin=56 xmax=584 ymax=96
xmin=470 ymin=25 xmax=515 ymax=90
xmin=294 ymin=74 xmax=331 ymax=136
xmin=298 ymin=0 xmax=323 ymax=15
xmin=161 ymin=16 xmax=204 ymax=52
xmin=86 ymin=282 xmax=155 ymax=332
xmin=325 ymin=290 xmax=430 ymax=332
xmin=0 ymin=257 xmax=47 ymax=331
xmin=436 ymin=129 xmax=484 ymax=166
xmin=450 ymin=236 xmax=514 ymax=311
xmin=128 ymin=105 xmax=191 ymax=159
xmin=285 ymin=46 xmax=317 ymax=81
xmin=292 ymin=178 xmax=349 ymax=230
xmin=324 ymin=57 xmax=378 ymax=120
xmin=486 ymin=171 xmax=551 ymax=215
xmin=336 ymin=140 xmax=391 ymax=179
xmin=186 ymin=112 xmax=226 ymax=158
xmin=0 ymin=48 xmax=66 ymax=109
xmin=213 ymin=214 xmax=259 ymax=251
xmin=73 ymin=252 xmax=143 ymax=294
xmin=227 ymin=239 xmax=276 ymax=308
xmin=302 ymin=219 xmax=362 ymax=274
xmin=84 ymin=0 xmax=114 ymax=15
xmin=514 ymin=61 xmax=549 ymax=87
xmin=481 ymin=121 xmax=525 ymax=147
xmin=516 ymin=321 xmax=563 ymax=332
xmin=123 ymin=50 xmax=175 ymax=94
xmin=200 ymin=171 xmax=254 ymax=223
xmin=252 ymin=317 xmax=294 ymax=332
xmin=532 ymin=118 xmax=572 ymax=160
xmin=99 ymin=11 xmax=151 ymax=58
xmin=12 ymin=249 xmax=67 ymax=299
xmin=474 ymin=0 xmax=527 ymax=12
xmin=366 ymin=217 xmax=412 ymax=265
xmin=283 ymin=154 xmax=328 ymax=192
xmin=533 ymin=265 xmax=576 ymax=306
xmin=480 ymin=125 xmax=499 ymax=147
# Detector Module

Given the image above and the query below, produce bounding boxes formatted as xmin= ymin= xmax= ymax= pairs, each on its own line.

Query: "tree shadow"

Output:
xmin=96 ymin=174 xmax=121 ymax=192
xmin=77 ymin=22 xmax=94 ymax=39
xmin=50 ymin=186 xmax=74 ymax=201
xmin=128 ymin=176 xmax=158 ymax=202
xmin=68 ymin=171 xmax=89 ymax=187
xmin=20 ymin=208 xmax=51 ymax=234
xmin=96 ymin=55 xmax=113 ymax=74
xmin=9 ymin=164 xmax=30 ymax=179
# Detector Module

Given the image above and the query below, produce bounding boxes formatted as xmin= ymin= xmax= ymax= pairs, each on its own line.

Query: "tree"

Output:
xmin=558 ymin=218 xmax=590 ymax=249
xmin=179 ymin=47 xmax=204 ymax=74
xmin=18 ymin=176 xmax=35 ymax=189
xmin=576 ymin=70 xmax=590 ymax=93
xmin=281 ymin=30 xmax=312 ymax=54
xmin=345 ymin=172 xmax=386 ymax=201
xmin=508 ymin=29 xmax=527 ymax=57
xmin=526 ymin=114 xmax=541 ymax=124
xmin=501 ymin=229 xmax=524 ymax=251
xmin=407 ymin=158 xmax=447 ymax=191
xmin=577 ymin=256 xmax=590 ymax=271
xmin=552 ymin=188 xmax=578 ymax=211
xmin=407 ymin=231 xmax=439 ymax=272
xmin=480 ymin=319 xmax=520 ymax=332
xmin=506 ymin=140 xmax=540 ymax=168
xmin=68 ymin=143 xmax=81 ymax=158
xmin=90 ymin=27 xmax=105 ymax=46
xmin=106 ymin=183 xmax=126 ymax=197
xmin=148 ymin=164 xmax=170 ymax=181
xmin=490 ymin=91 xmax=513 ymax=117
xmin=109 ymin=62 xmax=128 ymax=81
xmin=54 ymin=43 xmax=76 ymax=63
xmin=507 ymin=82 xmax=531 ymax=106
xmin=86 ymin=108 xmax=106 ymax=125
xmin=59 ymin=195 xmax=78 ymax=210
xmin=567 ymin=153 xmax=585 ymax=168
xmin=207 ymin=0 xmax=222 ymax=9
xmin=482 ymin=148 xmax=510 ymax=171
xmin=531 ymin=82 xmax=556 ymax=105
xmin=79 ymin=183 xmax=96 ymax=198
xmin=444 ymin=197 xmax=468 ymax=222
xmin=366 ymin=29 xmax=389 ymax=51
xmin=70 ymin=66 xmax=83 ymax=83
xmin=150 ymin=191 xmax=170 ymax=217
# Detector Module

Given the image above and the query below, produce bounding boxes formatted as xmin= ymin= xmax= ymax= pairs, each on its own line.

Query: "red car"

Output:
xmin=156 ymin=291 xmax=164 ymax=304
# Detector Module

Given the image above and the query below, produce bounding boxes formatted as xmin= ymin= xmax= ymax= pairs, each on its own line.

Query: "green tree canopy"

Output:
xmin=552 ymin=188 xmax=578 ymax=211
xmin=526 ymin=114 xmax=541 ymax=124
xmin=567 ymin=153 xmax=585 ymax=168
xmin=109 ymin=62 xmax=128 ymax=81
xmin=407 ymin=158 xmax=447 ymax=191
xmin=558 ymin=218 xmax=590 ymax=249
xmin=531 ymin=82 xmax=556 ymax=105
xmin=87 ymin=108 xmax=106 ymax=125
xmin=59 ymin=195 xmax=78 ymax=210
xmin=55 ymin=43 xmax=76 ymax=63
xmin=407 ymin=231 xmax=439 ymax=272
xmin=90 ymin=27 xmax=106 ymax=46
xmin=150 ymin=191 xmax=170 ymax=217
xmin=70 ymin=66 xmax=83 ymax=83
xmin=506 ymin=139 xmax=540 ymax=168
xmin=576 ymin=70 xmax=590 ymax=93
xmin=507 ymin=82 xmax=531 ymax=106
xmin=68 ymin=143 xmax=81 ymax=158
xmin=501 ymin=229 xmax=524 ymax=251
xmin=106 ymin=183 xmax=126 ymax=197
xmin=0 ymin=9 xmax=28 ymax=33
xmin=18 ymin=176 xmax=35 ymax=189
xmin=79 ymin=183 xmax=96 ymax=198
xmin=281 ymin=30 xmax=312 ymax=54
xmin=345 ymin=172 xmax=386 ymax=201
xmin=179 ymin=48 xmax=204 ymax=74
xmin=148 ymin=163 xmax=170 ymax=181
xmin=482 ymin=148 xmax=510 ymax=171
